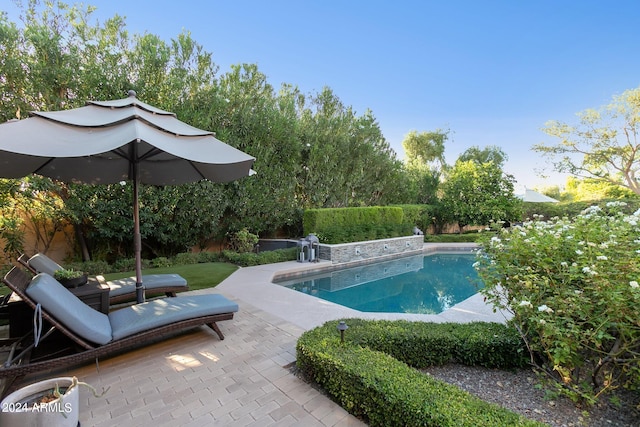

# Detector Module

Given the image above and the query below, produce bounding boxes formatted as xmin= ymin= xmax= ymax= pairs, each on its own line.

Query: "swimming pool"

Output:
xmin=273 ymin=252 xmax=482 ymax=314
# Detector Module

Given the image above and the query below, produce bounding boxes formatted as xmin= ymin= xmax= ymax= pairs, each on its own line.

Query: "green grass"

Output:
xmin=101 ymin=262 xmax=239 ymax=292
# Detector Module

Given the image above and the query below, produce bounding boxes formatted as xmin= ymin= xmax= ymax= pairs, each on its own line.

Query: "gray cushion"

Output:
xmin=25 ymin=273 xmax=113 ymax=345
xmin=28 ymin=253 xmax=63 ymax=276
xmin=107 ymin=274 xmax=188 ymax=297
xmin=109 ymin=294 xmax=238 ymax=341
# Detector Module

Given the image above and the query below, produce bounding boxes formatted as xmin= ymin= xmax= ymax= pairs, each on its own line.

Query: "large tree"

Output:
xmin=1 ymin=1 xmax=410 ymax=262
xmin=535 ymin=86 xmax=640 ymax=195
xmin=401 ymin=130 xmax=449 ymax=204
xmin=440 ymin=160 xmax=521 ymax=232
xmin=457 ymin=145 xmax=507 ymax=168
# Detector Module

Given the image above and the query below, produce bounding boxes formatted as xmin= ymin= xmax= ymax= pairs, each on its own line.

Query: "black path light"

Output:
xmin=337 ymin=321 xmax=349 ymax=343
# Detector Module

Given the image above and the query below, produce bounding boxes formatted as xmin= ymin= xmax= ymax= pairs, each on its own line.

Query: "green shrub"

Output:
xmin=297 ymin=320 xmax=539 ymax=427
xmin=476 ymin=201 xmax=640 ymax=405
xmin=227 ymin=228 xmax=259 ymax=253
xmin=394 ymin=204 xmax=434 ymax=232
xmin=152 ymin=256 xmax=173 ymax=268
xmin=66 ymin=259 xmax=110 ymax=275
xmin=196 ymin=251 xmax=221 ymax=263
xmin=173 ymin=252 xmax=200 ymax=265
xmin=112 ymin=257 xmax=148 ymax=272
xmin=424 ymin=233 xmax=482 ymax=243
xmin=303 ymin=207 xmax=407 ymax=243
xmin=221 ymin=247 xmax=296 ymax=267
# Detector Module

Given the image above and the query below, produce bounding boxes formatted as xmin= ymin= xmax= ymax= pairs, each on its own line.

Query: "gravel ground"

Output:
xmin=424 ymin=364 xmax=639 ymax=427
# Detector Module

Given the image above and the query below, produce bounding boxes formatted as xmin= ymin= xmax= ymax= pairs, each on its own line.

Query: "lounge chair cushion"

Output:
xmin=107 ymin=274 xmax=188 ymax=297
xmin=27 ymin=254 xmax=64 ymax=276
xmin=109 ymin=294 xmax=238 ymax=341
xmin=26 ymin=273 xmax=113 ymax=345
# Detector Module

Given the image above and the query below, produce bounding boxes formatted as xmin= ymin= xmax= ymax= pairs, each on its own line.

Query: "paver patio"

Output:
xmin=9 ymin=246 xmax=505 ymax=426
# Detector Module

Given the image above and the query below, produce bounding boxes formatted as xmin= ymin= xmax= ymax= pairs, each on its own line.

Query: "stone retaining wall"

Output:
xmin=318 ymin=235 xmax=425 ymax=265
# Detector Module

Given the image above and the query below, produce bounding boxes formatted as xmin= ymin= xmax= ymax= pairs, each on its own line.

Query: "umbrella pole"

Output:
xmin=133 ymin=164 xmax=145 ymax=304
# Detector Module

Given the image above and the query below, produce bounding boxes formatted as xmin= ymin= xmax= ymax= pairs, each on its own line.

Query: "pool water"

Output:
xmin=274 ymin=252 xmax=482 ymax=314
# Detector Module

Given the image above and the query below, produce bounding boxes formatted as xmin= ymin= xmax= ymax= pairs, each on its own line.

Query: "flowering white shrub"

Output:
xmin=475 ymin=202 xmax=640 ymax=405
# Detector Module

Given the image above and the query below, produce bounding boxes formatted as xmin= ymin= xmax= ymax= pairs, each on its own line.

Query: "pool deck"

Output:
xmin=16 ymin=244 xmax=509 ymax=426
xmin=215 ymin=246 xmax=508 ymax=330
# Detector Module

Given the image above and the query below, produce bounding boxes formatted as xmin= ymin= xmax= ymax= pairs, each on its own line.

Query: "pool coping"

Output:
xmin=215 ymin=243 xmax=511 ymax=331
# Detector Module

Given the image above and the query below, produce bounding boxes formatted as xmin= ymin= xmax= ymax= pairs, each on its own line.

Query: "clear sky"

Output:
xmin=5 ymin=0 xmax=640 ymax=189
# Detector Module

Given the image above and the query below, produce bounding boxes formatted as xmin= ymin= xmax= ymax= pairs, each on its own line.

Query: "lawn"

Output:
xmin=100 ymin=262 xmax=239 ymax=292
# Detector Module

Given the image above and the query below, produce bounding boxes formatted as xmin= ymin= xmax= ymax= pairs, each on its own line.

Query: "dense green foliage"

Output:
xmin=296 ymin=319 xmax=539 ymax=427
xmin=475 ymin=202 xmax=640 ymax=405
xmin=302 ymin=207 xmax=409 ymax=243
xmin=536 ymin=86 xmax=640 ymax=195
xmin=440 ymin=160 xmax=522 ymax=232
xmin=0 ymin=2 xmax=409 ymax=264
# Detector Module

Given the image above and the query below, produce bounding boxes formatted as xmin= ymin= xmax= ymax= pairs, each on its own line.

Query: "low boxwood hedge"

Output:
xmin=296 ymin=319 xmax=539 ymax=427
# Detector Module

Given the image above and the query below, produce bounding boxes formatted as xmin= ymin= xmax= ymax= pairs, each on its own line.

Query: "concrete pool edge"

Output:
xmin=215 ymin=243 xmax=511 ymax=330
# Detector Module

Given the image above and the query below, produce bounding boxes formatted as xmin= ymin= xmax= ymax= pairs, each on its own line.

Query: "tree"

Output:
xmin=402 ymin=129 xmax=448 ymax=171
xmin=457 ymin=145 xmax=507 ymax=168
xmin=401 ymin=130 xmax=449 ymax=204
xmin=535 ymin=86 xmax=640 ymax=195
xmin=440 ymin=161 xmax=521 ymax=232
xmin=562 ymin=176 xmax=636 ymax=201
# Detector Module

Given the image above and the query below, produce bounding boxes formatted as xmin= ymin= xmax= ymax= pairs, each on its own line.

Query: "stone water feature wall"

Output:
xmin=317 ymin=235 xmax=424 ymax=265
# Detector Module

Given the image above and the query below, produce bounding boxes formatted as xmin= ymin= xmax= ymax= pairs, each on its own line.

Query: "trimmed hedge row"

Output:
xmin=296 ymin=319 xmax=539 ymax=427
xmin=303 ymin=206 xmax=409 ymax=243
xmin=64 ymin=247 xmax=298 ymax=274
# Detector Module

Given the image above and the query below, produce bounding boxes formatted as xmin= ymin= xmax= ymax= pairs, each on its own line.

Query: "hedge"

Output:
xmin=303 ymin=206 xmax=410 ymax=243
xmin=296 ymin=319 xmax=539 ymax=427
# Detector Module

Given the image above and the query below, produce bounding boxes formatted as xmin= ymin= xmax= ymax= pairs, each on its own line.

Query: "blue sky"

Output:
xmin=5 ymin=1 xmax=640 ymax=189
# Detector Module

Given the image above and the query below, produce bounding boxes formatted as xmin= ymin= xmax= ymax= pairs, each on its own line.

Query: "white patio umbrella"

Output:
xmin=0 ymin=91 xmax=255 ymax=303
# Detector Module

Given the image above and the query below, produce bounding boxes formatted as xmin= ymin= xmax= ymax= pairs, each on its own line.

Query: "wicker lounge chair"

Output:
xmin=0 ymin=266 xmax=238 ymax=382
xmin=18 ymin=253 xmax=188 ymax=303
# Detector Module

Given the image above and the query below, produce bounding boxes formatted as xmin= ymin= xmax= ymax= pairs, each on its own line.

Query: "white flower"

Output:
xmin=538 ymin=304 xmax=553 ymax=313
xmin=560 ymin=261 xmax=568 ymax=267
xmin=596 ymin=255 xmax=608 ymax=261
xmin=574 ymin=290 xmax=583 ymax=295
xmin=630 ymin=281 xmax=639 ymax=289
xmin=575 ymin=250 xmax=584 ymax=255
xmin=582 ymin=266 xmax=598 ymax=276
xmin=539 ymin=319 xmax=546 ymax=325
xmin=519 ymin=300 xmax=533 ymax=308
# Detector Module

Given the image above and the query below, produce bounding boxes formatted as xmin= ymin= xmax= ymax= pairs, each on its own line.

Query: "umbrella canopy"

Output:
xmin=516 ymin=189 xmax=559 ymax=203
xmin=0 ymin=91 xmax=255 ymax=302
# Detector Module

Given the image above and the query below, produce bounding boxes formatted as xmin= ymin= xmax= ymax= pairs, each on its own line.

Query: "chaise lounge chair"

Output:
xmin=18 ymin=253 xmax=188 ymax=304
xmin=0 ymin=266 xmax=238 ymax=382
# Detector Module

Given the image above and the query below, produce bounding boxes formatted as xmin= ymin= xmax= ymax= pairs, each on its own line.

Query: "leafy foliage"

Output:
xmin=1 ymin=2 xmax=413 ymax=265
xmin=296 ymin=320 xmax=539 ymax=427
xmin=440 ymin=161 xmax=522 ymax=232
xmin=536 ymin=86 xmax=640 ymax=195
xmin=475 ymin=202 xmax=640 ymax=405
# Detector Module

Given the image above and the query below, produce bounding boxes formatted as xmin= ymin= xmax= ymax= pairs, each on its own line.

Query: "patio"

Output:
xmin=9 ymin=247 xmax=504 ymax=426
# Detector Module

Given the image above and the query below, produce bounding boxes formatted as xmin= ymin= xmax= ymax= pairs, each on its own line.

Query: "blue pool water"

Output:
xmin=274 ymin=252 xmax=482 ymax=314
